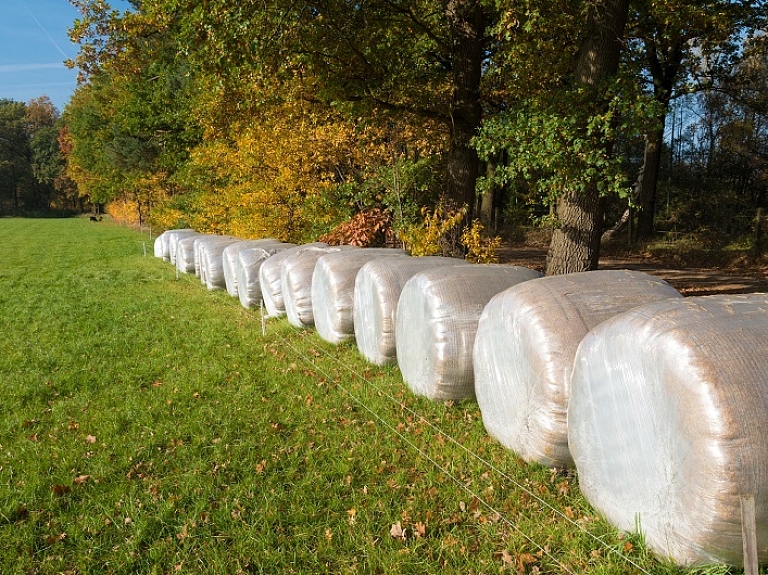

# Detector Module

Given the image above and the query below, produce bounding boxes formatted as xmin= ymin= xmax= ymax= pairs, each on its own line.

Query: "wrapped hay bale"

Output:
xmin=166 ymin=229 xmax=199 ymax=265
xmin=175 ymin=234 xmax=205 ymax=274
xmin=222 ymin=239 xmax=283 ymax=297
xmin=396 ymin=265 xmax=542 ymax=401
xmin=568 ymin=294 xmax=768 ymax=567
xmin=236 ymin=244 xmax=297 ymax=309
xmin=260 ymin=243 xmax=328 ymax=317
xmin=193 ymin=235 xmax=235 ymax=279
xmin=283 ymin=245 xmax=359 ymax=327
xmin=311 ymin=248 xmax=409 ymax=344
xmin=199 ymin=237 xmax=242 ymax=290
xmin=153 ymin=232 xmax=167 ymax=259
xmin=354 ymin=256 xmax=469 ymax=365
xmin=474 ymin=270 xmax=681 ymax=469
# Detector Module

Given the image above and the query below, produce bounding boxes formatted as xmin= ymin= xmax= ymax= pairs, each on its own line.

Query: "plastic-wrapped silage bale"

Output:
xmin=474 ymin=269 xmax=682 ymax=469
xmin=153 ymin=232 xmax=167 ymax=259
xmin=396 ymin=265 xmax=542 ymax=401
xmin=568 ymin=294 xmax=768 ymax=567
xmin=282 ymin=245 xmax=359 ymax=327
xmin=222 ymin=239 xmax=283 ymax=297
xmin=236 ymin=244 xmax=298 ymax=309
xmin=166 ymin=229 xmax=198 ymax=265
xmin=259 ymin=243 xmax=329 ymax=317
xmin=353 ymin=256 xmax=469 ymax=365
xmin=175 ymin=233 xmax=205 ymax=274
xmin=199 ymin=237 xmax=242 ymax=290
xmin=193 ymin=235 xmax=235 ymax=280
xmin=311 ymin=248 xmax=409 ymax=344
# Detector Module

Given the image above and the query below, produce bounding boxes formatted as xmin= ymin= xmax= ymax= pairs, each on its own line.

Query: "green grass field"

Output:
xmin=0 ymin=218 xmax=729 ymax=574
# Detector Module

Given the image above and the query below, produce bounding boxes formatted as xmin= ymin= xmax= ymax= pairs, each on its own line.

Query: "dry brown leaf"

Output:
xmin=85 ymin=434 xmax=97 ymax=444
xmin=73 ymin=474 xmax=90 ymax=485
xmin=413 ymin=521 xmax=426 ymax=538
xmin=390 ymin=521 xmax=405 ymax=541
xmin=45 ymin=532 xmax=66 ymax=545
xmin=50 ymin=484 xmax=71 ymax=497
xmin=501 ymin=549 xmax=514 ymax=566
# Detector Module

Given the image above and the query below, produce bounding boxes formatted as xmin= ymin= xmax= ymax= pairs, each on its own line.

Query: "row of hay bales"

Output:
xmin=154 ymin=229 xmax=768 ymax=568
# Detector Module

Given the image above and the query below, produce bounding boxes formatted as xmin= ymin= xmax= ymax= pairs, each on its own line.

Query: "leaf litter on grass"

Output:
xmin=0 ymin=218 xmax=721 ymax=575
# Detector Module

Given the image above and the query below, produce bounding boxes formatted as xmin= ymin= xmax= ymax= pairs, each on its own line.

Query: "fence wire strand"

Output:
xmin=261 ymin=313 xmax=655 ymax=575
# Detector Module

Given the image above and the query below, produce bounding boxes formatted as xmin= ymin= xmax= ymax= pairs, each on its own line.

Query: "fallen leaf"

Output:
xmin=45 ymin=532 xmax=66 ymax=545
xmin=501 ymin=549 xmax=514 ymax=566
xmin=85 ymin=435 xmax=97 ymax=444
xmin=325 ymin=528 xmax=333 ymax=541
xmin=413 ymin=521 xmax=426 ymax=538
xmin=50 ymin=484 xmax=71 ymax=497
xmin=68 ymin=420 xmax=79 ymax=431
xmin=517 ymin=553 xmax=538 ymax=572
xmin=347 ymin=508 xmax=356 ymax=525
xmin=623 ymin=541 xmax=634 ymax=553
xmin=73 ymin=474 xmax=90 ymax=485
xmin=390 ymin=521 xmax=406 ymax=541
xmin=255 ymin=459 xmax=267 ymax=474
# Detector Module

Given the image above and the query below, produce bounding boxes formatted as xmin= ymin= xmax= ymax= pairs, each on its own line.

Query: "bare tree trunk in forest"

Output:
xmin=634 ymin=38 xmax=683 ymax=240
xmin=479 ymin=160 xmax=496 ymax=229
xmin=634 ymin=123 xmax=665 ymax=238
xmin=441 ymin=0 xmax=485 ymax=255
xmin=546 ymin=0 xmax=630 ymax=275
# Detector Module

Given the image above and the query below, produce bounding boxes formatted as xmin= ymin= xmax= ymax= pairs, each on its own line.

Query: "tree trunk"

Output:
xmin=441 ymin=0 xmax=485 ymax=255
xmin=479 ymin=160 xmax=496 ymax=229
xmin=634 ymin=122 xmax=665 ymax=239
xmin=546 ymin=0 xmax=630 ymax=275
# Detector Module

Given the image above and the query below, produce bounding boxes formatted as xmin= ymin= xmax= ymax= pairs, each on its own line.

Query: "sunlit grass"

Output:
xmin=0 ymin=217 xmax=735 ymax=574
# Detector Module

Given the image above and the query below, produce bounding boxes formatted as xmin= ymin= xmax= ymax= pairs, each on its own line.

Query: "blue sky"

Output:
xmin=0 ymin=0 xmax=131 ymax=112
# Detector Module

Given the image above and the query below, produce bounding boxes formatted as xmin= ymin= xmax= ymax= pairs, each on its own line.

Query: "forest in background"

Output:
xmin=1 ymin=0 xmax=767 ymax=274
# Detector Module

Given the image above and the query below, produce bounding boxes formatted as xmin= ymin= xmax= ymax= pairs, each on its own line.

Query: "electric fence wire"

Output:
xmin=264 ymin=315 xmax=655 ymax=575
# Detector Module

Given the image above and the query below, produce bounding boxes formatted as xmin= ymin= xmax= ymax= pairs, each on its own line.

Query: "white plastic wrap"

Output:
xmin=282 ymin=245 xmax=359 ymax=327
xmin=474 ymin=270 xmax=681 ymax=469
xmin=568 ymin=294 xmax=768 ymax=567
xmin=222 ymin=239 xmax=283 ymax=297
xmin=353 ymin=256 xmax=469 ymax=365
xmin=175 ymin=234 xmax=204 ymax=274
xmin=395 ymin=265 xmax=542 ymax=401
xmin=193 ymin=235 xmax=235 ymax=279
xmin=166 ymin=229 xmax=198 ymax=265
xmin=153 ymin=232 xmax=167 ymax=259
xmin=235 ymin=244 xmax=297 ymax=309
xmin=311 ymin=248 xmax=409 ymax=344
xmin=259 ymin=243 xmax=328 ymax=317
xmin=199 ymin=237 xmax=242 ymax=290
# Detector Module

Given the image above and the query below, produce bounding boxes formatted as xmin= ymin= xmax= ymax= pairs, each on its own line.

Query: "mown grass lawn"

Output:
xmin=0 ymin=218 xmax=723 ymax=574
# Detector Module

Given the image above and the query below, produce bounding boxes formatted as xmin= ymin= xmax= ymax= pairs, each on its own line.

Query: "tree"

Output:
xmin=624 ymin=0 xmax=766 ymax=241
xmin=0 ymin=100 xmax=34 ymax=215
xmin=545 ymin=0 xmax=630 ymax=274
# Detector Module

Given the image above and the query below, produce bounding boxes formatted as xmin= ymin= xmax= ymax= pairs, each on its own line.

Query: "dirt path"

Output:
xmin=497 ymin=245 xmax=768 ymax=296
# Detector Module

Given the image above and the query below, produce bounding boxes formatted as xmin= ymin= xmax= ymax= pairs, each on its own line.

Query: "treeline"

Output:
xmin=42 ymin=1 xmax=768 ymax=271
xmin=0 ymin=97 xmax=82 ymax=216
